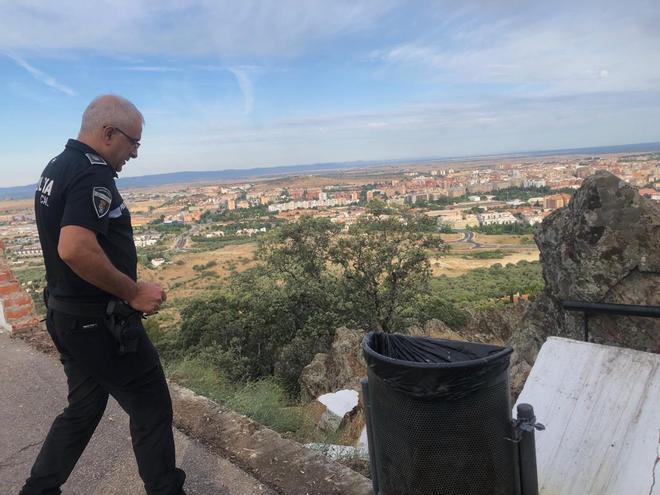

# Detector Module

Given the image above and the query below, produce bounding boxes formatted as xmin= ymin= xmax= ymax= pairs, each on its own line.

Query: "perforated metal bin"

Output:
xmin=362 ymin=332 xmax=521 ymax=495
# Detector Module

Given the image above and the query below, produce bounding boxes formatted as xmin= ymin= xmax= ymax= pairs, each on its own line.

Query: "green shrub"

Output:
xmin=413 ymin=295 xmax=469 ymax=329
xmin=461 ymin=249 xmax=509 ymax=259
xmin=431 ymin=260 xmax=544 ymax=310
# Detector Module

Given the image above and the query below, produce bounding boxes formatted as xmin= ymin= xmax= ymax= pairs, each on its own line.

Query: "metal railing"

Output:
xmin=561 ymin=300 xmax=660 ymax=342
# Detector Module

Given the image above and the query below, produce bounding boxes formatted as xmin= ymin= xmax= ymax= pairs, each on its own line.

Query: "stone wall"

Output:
xmin=0 ymin=253 xmax=40 ymax=334
xmin=510 ymin=171 xmax=659 ymax=392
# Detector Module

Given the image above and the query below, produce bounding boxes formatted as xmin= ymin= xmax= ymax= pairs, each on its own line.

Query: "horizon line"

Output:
xmin=3 ymin=140 xmax=659 ymax=191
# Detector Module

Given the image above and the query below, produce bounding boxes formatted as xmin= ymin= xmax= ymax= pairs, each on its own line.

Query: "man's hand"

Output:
xmin=128 ymin=281 xmax=166 ymax=314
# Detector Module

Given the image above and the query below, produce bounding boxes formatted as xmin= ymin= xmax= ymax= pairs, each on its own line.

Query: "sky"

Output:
xmin=1 ymin=0 xmax=660 ymax=187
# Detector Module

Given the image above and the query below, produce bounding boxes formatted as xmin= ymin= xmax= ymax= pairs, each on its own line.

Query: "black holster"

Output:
xmin=105 ymin=300 xmax=142 ymax=355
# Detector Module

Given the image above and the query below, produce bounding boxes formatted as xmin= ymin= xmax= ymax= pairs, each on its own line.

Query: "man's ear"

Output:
xmin=101 ymin=126 xmax=114 ymax=143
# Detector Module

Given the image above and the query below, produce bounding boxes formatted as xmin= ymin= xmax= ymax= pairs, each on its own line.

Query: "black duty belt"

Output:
xmin=47 ymin=295 xmax=110 ymax=317
xmin=47 ymin=295 xmax=143 ymax=355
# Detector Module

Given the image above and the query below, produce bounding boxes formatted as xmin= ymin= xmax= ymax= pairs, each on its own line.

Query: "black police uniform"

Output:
xmin=21 ymin=139 xmax=186 ymax=495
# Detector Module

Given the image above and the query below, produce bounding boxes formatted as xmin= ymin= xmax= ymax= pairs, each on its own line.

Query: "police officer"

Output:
xmin=21 ymin=95 xmax=186 ymax=495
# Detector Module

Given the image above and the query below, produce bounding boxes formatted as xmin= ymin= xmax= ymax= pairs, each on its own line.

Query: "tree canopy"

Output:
xmin=176 ymin=204 xmax=452 ymax=395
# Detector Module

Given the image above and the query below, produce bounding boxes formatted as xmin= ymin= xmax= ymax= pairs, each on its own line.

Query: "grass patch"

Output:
xmin=189 ymin=236 xmax=255 ymax=252
xmin=165 ymin=356 xmax=324 ymax=442
xmin=460 ymin=249 xmax=510 ymax=259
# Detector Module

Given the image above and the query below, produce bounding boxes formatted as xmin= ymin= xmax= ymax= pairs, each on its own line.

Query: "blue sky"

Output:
xmin=1 ymin=0 xmax=659 ymax=187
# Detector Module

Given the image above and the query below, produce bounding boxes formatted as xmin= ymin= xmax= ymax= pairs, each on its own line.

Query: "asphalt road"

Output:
xmin=453 ymin=229 xmax=481 ymax=248
xmin=0 ymin=332 xmax=275 ymax=495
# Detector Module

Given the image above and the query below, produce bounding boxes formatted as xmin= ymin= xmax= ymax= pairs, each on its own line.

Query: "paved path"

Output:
xmin=0 ymin=332 xmax=276 ymax=495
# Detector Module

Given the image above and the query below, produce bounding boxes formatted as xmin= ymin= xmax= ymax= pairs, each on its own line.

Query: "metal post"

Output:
xmin=517 ymin=403 xmax=540 ymax=495
xmin=584 ymin=312 xmax=589 ymax=342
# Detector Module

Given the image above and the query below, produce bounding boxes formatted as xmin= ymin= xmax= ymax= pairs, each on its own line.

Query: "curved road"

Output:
xmin=448 ymin=229 xmax=482 ymax=248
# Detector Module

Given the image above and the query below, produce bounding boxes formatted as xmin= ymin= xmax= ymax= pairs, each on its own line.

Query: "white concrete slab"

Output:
xmin=515 ymin=337 xmax=660 ymax=495
xmin=318 ymin=389 xmax=359 ymax=417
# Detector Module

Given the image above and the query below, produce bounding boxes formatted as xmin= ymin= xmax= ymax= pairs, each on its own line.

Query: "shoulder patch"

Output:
xmin=92 ymin=186 xmax=112 ymax=218
xmin=85 ymin=153 xmax=108 ymax=166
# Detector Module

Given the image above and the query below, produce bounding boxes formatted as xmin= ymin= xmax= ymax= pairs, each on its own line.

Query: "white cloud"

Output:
xmin=228 ymin=67 xmax=255 ymax=114
xmin=149 ymin=89 xmax=660 ymax=156
xmin=4 ymin=53 xmax=76 ymax=96
xmin=0 ymin=1 xmax=400 ymax=58
xmin=378 ymin=2 xmax=660 ymax=96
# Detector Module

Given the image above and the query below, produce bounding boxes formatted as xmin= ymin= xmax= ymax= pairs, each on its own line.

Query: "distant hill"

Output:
xmin=2 ymin=141 xmax=659 ymax=200
xmin=0 ymin=184 xmax=36 ymax=201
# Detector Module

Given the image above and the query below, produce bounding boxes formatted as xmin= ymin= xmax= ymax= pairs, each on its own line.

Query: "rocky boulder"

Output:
xmin=510 ymin=171 xmax=659 ymax=394
xmin=299 ymin=327 xmax=367 ymax=402
xmin=461 ymin=303 xmax=528 ymax=345
xmin=408 ymin=318 xmax=462 ymax=339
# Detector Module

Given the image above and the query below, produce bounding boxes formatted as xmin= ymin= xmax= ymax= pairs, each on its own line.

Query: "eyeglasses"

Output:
xmin=107 ymin=126 xmax=141 ymax=148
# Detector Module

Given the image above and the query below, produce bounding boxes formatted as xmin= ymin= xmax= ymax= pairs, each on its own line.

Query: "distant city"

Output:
xmin=1 ymin=141 xmax=659 ymax=200
xmin=1 ymin=147 xmax=657 ymax=265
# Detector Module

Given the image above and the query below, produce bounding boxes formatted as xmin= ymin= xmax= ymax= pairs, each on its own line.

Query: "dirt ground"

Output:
xmin=439 ymin=233 xmax=465 ymax=243
xmin=140 ymin=242 xmax=259 ymax=300
xmin=126 ymin=199 xmax=164 ymax=214
xmin=0 ymin=198 xmax=32 ymax=214
xmin=430 ymin=249 xmax=539 ymax=277
xmin=143 ymin=232 xmax=540 ymax=300
xmin=471 ymin=233 xmax=536 ymax=245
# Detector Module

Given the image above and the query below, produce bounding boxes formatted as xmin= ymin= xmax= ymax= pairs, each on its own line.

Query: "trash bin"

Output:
xmin=361 ymin=332 xmax=520 ymax=495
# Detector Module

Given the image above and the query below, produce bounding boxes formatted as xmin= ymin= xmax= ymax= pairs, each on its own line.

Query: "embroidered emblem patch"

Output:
xmin=85 ymin=153 xmax=107 ymax=166
xmin=92 ymin=186 xmax=112 ymax=218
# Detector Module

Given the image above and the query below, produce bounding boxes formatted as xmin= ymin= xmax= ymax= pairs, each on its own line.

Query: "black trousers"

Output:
xmin=20 ymin=309 xmax=186 ymax=495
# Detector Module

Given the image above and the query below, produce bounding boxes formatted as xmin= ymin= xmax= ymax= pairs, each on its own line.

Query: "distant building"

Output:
xmin=524 ymin=179 xmax=546 ymax=188
xmin=13 ymin=248 xmax=42 ymax=258
xmin=134 ymin=234 xmax=160 ymax=248
xmin=268 ymin=198 xmax=358 ymax=212
xmin=523 ymin=213 xmax=545 ymax=225
xmin=575 ymin=166 xmax=594 ymax=179
xmin=477 ymin=211 xmax=518 ymax=226
xmin=638 ymin=188 xmax=659 ymax=201
xmin=543 ymin=193 xmax=572 ymax=210
xmin=236 ymin=227 xmax=267 ymax=237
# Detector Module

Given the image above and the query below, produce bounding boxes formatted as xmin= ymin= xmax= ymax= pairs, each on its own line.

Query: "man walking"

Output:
xmin=21 ymin=95 xmax=186 ymax=494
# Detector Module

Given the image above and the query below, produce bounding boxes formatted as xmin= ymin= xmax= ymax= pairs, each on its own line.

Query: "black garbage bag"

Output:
xmin=364 ymin=332 xmax=513 ymax=400
xmin=362 ymin=332 xmax=518 ymax=495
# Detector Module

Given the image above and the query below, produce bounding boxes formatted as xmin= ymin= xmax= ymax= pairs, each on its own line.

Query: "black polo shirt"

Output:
xmin=35 ymin=139 xmax=137 ymax=302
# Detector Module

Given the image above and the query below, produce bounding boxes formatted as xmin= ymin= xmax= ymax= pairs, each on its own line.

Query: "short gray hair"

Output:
xmin=80 ymin=95 xmax=145 ymax=134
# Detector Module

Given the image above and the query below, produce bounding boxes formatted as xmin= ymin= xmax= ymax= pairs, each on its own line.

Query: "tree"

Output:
xmin=176 ymin=207 xmax=446 ymax=396
xmin=257 ymin=215 xmax=339 ymax=282
xmin=331 ymin=202 xmax=444 ymax=332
